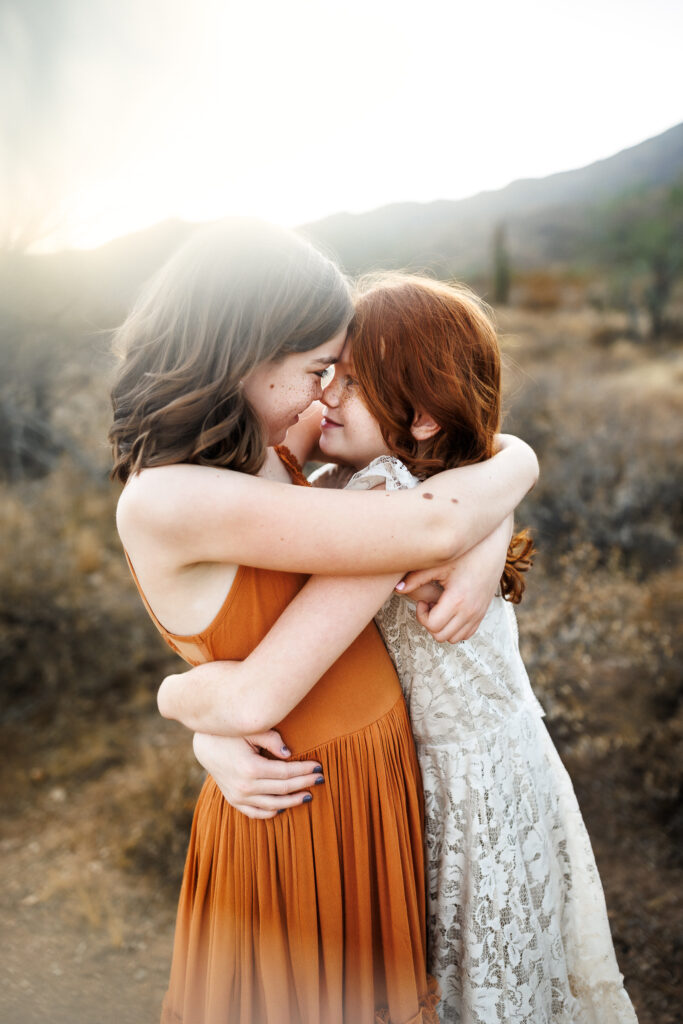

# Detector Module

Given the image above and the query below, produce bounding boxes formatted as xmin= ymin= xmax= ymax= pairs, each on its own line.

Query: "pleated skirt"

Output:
xmin=161 ymin=696 xmax=440 ymax=1024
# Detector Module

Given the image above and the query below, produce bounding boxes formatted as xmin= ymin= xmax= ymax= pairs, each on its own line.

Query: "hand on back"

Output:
xmin=192 ymin=730 xmax=324 ymax=819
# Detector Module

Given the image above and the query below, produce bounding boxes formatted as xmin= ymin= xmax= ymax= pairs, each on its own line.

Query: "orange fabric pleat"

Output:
xmin=161 ymin=700 xmax=439 ymax=1023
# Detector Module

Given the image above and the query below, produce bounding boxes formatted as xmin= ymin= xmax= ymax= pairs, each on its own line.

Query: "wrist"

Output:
xmin=192 ymin=730 xmax=215 ymax=768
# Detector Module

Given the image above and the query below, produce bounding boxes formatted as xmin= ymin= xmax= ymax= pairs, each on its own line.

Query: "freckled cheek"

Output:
xmin=273 ymin=380 xmax=318 ymax=420
xmin=304 ymin=380 xmax=322 ymax=405
xmin=277 ymin=379 xmax=306 ymax=401
xmin=341 ymin=393 xmax=365 ymax=426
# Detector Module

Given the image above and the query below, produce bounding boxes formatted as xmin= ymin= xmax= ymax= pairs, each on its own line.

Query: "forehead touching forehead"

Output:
xmin=333 ymin=336 xmax=356 ymax=373
xmin=306 ymin=326 xmax=348 ymax=366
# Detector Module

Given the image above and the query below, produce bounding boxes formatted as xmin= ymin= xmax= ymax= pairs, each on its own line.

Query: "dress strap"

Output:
xmin=274 ymin=445 xmax=310 ymax=488
xmin=347 ymin=455 xmax=420 ymax=492
xmin=122 ymin=548 xmax=171 ymax=636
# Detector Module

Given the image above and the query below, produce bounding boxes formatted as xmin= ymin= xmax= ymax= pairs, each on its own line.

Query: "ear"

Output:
xmin=410 ymin=410 xmax=441 ymax=441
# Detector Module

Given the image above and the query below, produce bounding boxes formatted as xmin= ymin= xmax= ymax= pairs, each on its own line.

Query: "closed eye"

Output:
xmin=315 ymin=365 xmax=336 ymax=384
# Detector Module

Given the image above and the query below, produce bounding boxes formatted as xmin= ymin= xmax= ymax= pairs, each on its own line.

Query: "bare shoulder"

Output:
xmin=116 ymin=455 xmax=301 ymax=550
xmin=116 ymin=464 xmax=251 ymax=539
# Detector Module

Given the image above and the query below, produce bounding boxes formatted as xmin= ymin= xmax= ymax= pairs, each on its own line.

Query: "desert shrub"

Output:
xmin=590 ymin=324 xmax=635 ymax=347
xmin=0 ymin=459 xmax=176 ymax=733
xmin=517 ymin=551 xmax=682 ymax=854
xmin=500 ymin=316 xmax=683 ymax=871
xmin=503 ymin=323 xmax=682 ymax=576
xmin=518 ymin=549 xmax=679 ymax=740
xmin=0 ymin=311 xmax=106 ymax=479
xmin=513 ymin=270 xmax=563 ymax=310
xmin=109 ymin=738 xmax=204 ymax=891
xmin=593 ymin=177 xmax=683 ymax=339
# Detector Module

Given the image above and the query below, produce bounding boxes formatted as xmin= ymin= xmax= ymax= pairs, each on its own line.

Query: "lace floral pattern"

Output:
xmin=347 ymin=457 xmax=638 ymax=1024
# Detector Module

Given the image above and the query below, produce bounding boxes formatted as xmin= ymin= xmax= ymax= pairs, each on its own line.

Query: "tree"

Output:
xmin=598 ymin=178 xmax=683 ymax=338
xmin=491 ymin=223 xmax=511 ymax=305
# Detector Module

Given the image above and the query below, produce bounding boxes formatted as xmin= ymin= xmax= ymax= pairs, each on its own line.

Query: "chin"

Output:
xmin=319 ymin=434 xmax=341 ymax=459
xmin=271 ymin=427 xmax=288 ymax=446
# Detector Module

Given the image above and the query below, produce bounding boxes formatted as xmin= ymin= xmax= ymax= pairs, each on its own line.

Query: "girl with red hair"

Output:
xmin=160 ymin=274 xmax=637 ymax=1023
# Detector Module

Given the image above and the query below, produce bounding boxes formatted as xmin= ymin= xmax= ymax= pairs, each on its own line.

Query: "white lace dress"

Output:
xmin=346 ymin=456 xmax=638 ymax=1024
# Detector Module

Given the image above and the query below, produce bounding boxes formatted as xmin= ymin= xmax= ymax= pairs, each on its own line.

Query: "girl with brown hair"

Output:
xmin=111 ymin=225 xmax=539 ymax=1024
xmin=162 ymin=274 xmax=638 ymax=1023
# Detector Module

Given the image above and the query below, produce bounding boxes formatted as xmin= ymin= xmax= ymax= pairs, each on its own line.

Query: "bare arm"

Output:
xmin=118 ymin=436 xmax=538 ymax=577
xmin=159 ymin=570 xmax=400 ymax=735
xmin=165 ymin=515 xmax=516 ymax=816
xmin=159 ymin=515 xmax=515 ymax=734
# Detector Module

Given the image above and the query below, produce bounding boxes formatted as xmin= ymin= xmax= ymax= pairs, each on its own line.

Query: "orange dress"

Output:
xmin=126 ymin=448 xmax=439 ymax=1024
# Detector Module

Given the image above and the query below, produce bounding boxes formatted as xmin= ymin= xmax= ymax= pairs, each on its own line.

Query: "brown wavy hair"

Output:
xmin=109 ymin=219 xmax=352 ymax=483
xmin=349 ymin=273 xmax=534 ymax=603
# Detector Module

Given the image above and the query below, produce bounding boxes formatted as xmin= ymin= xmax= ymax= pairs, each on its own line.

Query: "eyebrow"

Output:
xmin=311 ymin=356 xmax=340 ymax=365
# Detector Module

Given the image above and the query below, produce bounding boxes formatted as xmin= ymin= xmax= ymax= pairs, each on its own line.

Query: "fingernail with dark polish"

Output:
xmin=281 ymin=745 xmax=291 ymax=755
xmin=277 ymin=809 xmax=285 ymax=814
xmin=313 ymin=765 xmax=323 ymax=774
xmin=315 ymin=775 xmax=325 ymax=785
xmin=303 ymin=794 xmax=313 ymax=803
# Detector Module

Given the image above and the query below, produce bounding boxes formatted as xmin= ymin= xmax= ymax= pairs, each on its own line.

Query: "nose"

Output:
xmin=322 ymin=374 xmax=340 ymax=407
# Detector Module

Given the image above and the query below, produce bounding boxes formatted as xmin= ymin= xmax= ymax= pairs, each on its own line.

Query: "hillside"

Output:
xmin=1 ymin=122 xmax=681 ymax=322
xmin=300 ymin=121 xmax=683 ymax=273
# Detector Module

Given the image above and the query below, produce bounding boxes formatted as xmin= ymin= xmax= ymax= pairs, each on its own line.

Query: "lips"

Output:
xmin=321 ymin=416 xmax=342 ymax=429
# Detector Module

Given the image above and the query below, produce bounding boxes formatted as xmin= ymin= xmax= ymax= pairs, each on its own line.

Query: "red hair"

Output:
xmin=349 ymin=273 xmax=534 ymax=603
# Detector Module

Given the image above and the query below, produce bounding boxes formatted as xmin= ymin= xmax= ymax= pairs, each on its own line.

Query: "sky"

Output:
xmin=2 ymin=0 xmax=682 ymax=252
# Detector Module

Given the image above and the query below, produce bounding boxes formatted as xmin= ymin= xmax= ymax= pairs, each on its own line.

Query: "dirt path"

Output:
xmin=2 ymin=863 xmax=173 ymax=1024
xmin=564 ymin=756 xmax=683 ymax=1024
xmin=0 ymin=711 xmax=187 ymax=1024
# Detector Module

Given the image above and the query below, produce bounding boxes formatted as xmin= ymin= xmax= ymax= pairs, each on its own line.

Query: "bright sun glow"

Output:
xmin=3 ymin=0 xmax=682 ymax=252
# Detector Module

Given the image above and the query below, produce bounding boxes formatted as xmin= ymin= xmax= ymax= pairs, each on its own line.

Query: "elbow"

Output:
xmin=237 ymin=703 xmax=278 ymax=736
xmin=431 ymin=522 xmax=465 ymax=564
xmin=157 ymin=674 xmax=179 ymax=721
xmin=530 ymin=449 xmax=540 ymax=490
xmin=158 ymin=665 xmax=278 ymax=737
xmin=520 ymin=441 xmax=540 ymax=493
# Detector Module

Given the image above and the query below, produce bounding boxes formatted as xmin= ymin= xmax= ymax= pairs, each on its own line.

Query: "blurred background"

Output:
xmin=1 ymin=1 xmax=681 ymax=1022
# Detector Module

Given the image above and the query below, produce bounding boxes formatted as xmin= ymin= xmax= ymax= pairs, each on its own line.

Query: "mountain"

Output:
xmin=298 ymin=122 xmax=683 ymax=275
xmin=1 ymin=122 xmax=681 ymax=322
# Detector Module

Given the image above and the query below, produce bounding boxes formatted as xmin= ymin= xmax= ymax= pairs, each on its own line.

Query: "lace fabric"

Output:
xmin=347 ymin=456 xmax=638 ymax=1024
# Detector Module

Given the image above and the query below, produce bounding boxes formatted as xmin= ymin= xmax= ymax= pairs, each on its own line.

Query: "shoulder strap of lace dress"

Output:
xmin=346 ymin=455 xmax=420 ymax=492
